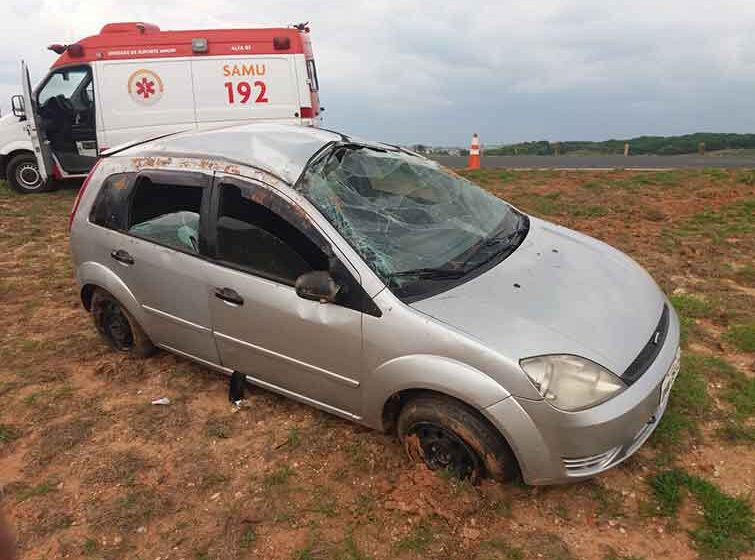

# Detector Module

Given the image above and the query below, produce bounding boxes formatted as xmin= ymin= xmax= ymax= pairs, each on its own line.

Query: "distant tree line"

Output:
xmin=485 ymin=133 xmax=755 ymax=156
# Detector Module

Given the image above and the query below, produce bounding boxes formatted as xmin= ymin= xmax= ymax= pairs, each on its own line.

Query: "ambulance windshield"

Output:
xmin=298 ymin=145 xmax=525 ymax=296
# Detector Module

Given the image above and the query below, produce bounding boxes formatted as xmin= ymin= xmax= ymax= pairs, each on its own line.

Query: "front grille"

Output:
xmin=623 ymin=304 xmax=669 ymax=385
xmin=563 ymin=446 xmax=622 ymax=475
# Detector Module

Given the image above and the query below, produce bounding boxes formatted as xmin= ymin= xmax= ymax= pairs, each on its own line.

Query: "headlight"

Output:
xmin=519 ymin=355 xmax=625 ymax=411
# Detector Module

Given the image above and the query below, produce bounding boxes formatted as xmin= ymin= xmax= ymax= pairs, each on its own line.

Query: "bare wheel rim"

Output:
xmin=102 ymin=300 xmax=134 ymax=351
xmin=16 ymin=163 xmax=42 ymax=189
xmin=408 ymin=421 xmax=482 ymax=480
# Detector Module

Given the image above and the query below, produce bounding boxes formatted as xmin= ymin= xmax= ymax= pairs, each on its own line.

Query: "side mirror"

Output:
xmin=11 ymin=95 xmax=25 ymax=119
xmin=295 ymin=270 xmax=341 ymax=303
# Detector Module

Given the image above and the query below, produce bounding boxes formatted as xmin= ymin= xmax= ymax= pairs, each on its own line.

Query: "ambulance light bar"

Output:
xmin=47 ymin=44 xmax=84 ymax=57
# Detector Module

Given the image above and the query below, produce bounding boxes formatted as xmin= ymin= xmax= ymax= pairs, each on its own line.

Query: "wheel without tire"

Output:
xmin=397 ymin=393 xmax=519 ymax=483
xmin=91 ymin=289 xmax=155 ymax=358
xmin=6 ymin=153 xmax=53 ymax=194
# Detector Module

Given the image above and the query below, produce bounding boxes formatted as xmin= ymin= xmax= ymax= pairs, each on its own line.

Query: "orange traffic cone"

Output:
xmin=467 ymin=133 xmax=481 ymax=169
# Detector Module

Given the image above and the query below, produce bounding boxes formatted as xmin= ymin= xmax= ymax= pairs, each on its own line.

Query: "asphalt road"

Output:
xmin=429 ymin=154 xmax=755 ymax=169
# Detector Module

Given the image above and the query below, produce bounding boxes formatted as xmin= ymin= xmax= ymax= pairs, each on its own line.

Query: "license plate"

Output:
xmin=660 ymin=350 xmax=681 ymax=407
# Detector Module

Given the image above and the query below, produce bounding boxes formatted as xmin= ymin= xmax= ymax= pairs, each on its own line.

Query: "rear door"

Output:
xmin=21 ymin=61 xmax=54 ymax=181
xmin=89 ymin=168 xmax=221 ymax=367
xmin=191 ymin=56 xmax=301 ymax=125
xmin=203 ymin=175 xmax=364 ymax=417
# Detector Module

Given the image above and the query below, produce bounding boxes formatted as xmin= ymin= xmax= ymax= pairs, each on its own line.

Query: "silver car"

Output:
xmin=69 ymin=123 xmax=681 ymax=485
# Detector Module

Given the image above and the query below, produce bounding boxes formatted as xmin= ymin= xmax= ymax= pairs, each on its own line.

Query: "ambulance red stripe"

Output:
xmin=52 ymin=23 xmax=306 ymax=68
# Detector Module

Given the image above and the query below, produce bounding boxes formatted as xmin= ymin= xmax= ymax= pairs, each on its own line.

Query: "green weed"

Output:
xmin=16 ymin=480 xmax=57 ymax=503
xmin=649 ymin=469 xmax=754 ymax=559
xmin=724 ymin=322 xmax=755 ymax=352
xmin=264 ymin=465 xmax=294 ymax=488
xmin=396 ymin=516 xmax=435 ymax=553
xmin=0 ymin=424 xmax=20 ymax=443
xmin=652 ymin=354 xmax=709 ymax=451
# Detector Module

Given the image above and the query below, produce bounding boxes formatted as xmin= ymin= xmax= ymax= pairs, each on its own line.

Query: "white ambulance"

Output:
xmin=0 ymin=21 xmax=322 ymax=193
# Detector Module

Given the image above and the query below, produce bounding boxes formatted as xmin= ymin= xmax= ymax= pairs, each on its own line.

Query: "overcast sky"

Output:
xmin=2 ymin=0 xmax=755 ymax=146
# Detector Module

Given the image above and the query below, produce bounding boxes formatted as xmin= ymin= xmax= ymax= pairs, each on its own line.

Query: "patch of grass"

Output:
xmin=0 ymin=424 xmax=20 ymax=444
xmin=589 ymin=481 xmax=624 ymax=518
xmin=239 ymin=524 xmax=257 ymax=550
xmin=724 ymin=322 xmax=755 ymax=352
xmin=264 ymin=465 xmax=294 ymax=488
xmin=199 ymin=471 xmax=229 ymax=491
xmin=580 ymin=181 xmax=605 ymax=192
xmin=310 ymin=486 xmax=338 ymax=517
xmin=732 ymin=263 xmax=755 ymax=284
xmin=25 ymin=415 xmax=95 ymax=468
xmin=89 ymin=486 xmax=169 ymax=532
xmin=649 ymin=469 xmax=754 ymax=559
xmin=718 ymin=420 xmax=755 ymax=443
xmin=338 ymin=532 xmax=371 ymax=560
xmin=353 ymin=493 xmax=377 ymax=522
xmin=85 ymin=450 xmax=146 ymax=486
xmin=345 ymin=440 xmax=368 ymax=468
xmin=673 ymin=198 xmax=754 ymax=241
xmin=286 ymin=426 xmax=301 ymax=448
xmin=16 ymin=480 xmax=57 ymax=503
xmin=670 ymin=293 xmax=713 ymax=318
xmin=205 ymin=418 xmax=231 ymax=439
xmin=396 ymin=516 xmax=435 ymax=553
xmin=652 ymin=353 xmax=709 ymax=451
xmin=572 ymin=204 xmax=609 ymax=218
xmin=478 ymin=538 xmax=524 ymax=560
xmin=22 ymin=384 xmax=75 ymax=407
xmin=669 ymin=294 xmax=712 ymax=347
xmin=82 ymin=538 xmax=99 ymax=555
xmin=736 ymin=170 xmax=755 ymax=185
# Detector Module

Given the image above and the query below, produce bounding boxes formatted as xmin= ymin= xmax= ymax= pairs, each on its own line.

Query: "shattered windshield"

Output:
xmin=298 ymin=145 xmax=526 ymax=297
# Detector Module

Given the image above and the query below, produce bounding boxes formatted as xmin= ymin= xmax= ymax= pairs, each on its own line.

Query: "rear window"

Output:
xmin=128 ymin=178 xmax=203 ymax=254
xmin=89 ymin=173 xmax=135 ymax=231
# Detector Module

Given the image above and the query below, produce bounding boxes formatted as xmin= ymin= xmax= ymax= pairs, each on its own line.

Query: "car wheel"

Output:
xmin=397 ymin=393 xmax=519 ymax=483
xmin=6 ymin=153 xmax=54 ymax=194
xmin=91 ymin=289 xmax=155 ymax=358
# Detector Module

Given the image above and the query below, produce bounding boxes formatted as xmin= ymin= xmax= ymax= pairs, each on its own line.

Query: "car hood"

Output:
xmin=410 ymin=217 xmax=666 ymax=377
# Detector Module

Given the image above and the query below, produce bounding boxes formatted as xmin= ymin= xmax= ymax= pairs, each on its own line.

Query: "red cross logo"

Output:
xmin=128 ymin=69 xmax=164 ymax=105
xmin=135 ymin=77 xmax=156 ymax=99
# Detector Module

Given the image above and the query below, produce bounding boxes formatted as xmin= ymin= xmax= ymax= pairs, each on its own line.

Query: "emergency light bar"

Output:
xmin=47 ymin=44 xmax=84 ymax=57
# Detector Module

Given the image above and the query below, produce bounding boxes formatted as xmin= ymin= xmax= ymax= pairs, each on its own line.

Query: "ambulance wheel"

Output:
xmin=7 ymin=153 xmax=53 ymax=194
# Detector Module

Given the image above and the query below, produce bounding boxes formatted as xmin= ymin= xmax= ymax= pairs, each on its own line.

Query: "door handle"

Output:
xmin=214 ymin=287 xmax=244 ymax=306
xmin=110 ymin=249 xmax=134 ymax=265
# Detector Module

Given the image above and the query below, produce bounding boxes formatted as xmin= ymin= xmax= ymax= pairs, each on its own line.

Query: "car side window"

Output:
xmin=89 ymin=173 xmax=135 ymax=231
xmin=214 ymin=182 xmax=328 ymax=285
xmin=127 ymin=176 xmax=204 ymax=254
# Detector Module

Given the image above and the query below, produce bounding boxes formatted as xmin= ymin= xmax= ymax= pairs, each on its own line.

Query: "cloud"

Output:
xmin=1 ymin=0 xmax=754 ymax=145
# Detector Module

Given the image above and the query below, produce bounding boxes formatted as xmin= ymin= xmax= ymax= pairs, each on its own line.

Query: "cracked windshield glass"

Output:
xmin=299 ymin=145 xmax=526 ymax=292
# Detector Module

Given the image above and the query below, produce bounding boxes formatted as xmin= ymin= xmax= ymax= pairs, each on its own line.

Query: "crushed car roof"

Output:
xmin=113 ymin=123 xmax=348 ymax=183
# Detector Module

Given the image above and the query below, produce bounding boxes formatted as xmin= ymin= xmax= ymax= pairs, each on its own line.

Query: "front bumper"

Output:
xmin=484 ymin=304 xmax=681 ymax=485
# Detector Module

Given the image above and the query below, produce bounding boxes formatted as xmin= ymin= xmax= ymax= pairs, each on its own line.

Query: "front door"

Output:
xmin=34 ymin=64 xmax=97 ymax=174
xmin=203 ymin=176 xmax=364 ymax=417
xmin=21 ymin=61 xmax=54 ymax=183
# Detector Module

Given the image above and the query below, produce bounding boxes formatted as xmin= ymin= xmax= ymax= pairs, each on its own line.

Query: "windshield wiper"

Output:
xmin=461 ymin=216 xmax=530 ymax=270
xmin=389 ymin=267 xmax=467 ymax=282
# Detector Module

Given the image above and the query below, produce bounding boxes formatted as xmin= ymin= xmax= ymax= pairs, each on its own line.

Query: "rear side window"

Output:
xmin=128 ymin=177 xmax=204 ymax=254
xmin=89 ymin=173 xmax=135 ymax=231
xmin=215 ymin=182 xmax=327 ymax=285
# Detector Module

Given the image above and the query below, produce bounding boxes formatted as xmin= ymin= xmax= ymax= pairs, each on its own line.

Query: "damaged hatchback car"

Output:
xmin=70 ymin=123 xmax=681 ymax=484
